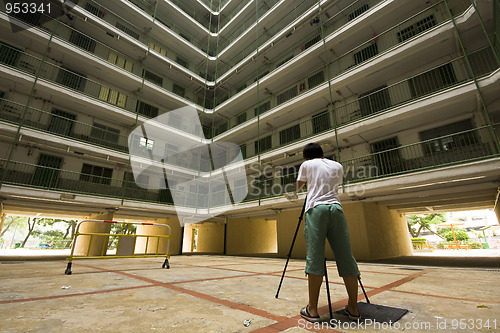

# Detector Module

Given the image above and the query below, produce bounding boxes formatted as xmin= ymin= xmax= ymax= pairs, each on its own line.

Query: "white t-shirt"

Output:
xmin=297 ymin=158 xmax=342 ymax=213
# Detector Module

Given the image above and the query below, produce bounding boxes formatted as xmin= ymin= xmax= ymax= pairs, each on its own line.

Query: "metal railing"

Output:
xmin=0 ymin=99 xmax=130 ymax=153
xmin=1 ymin=125 xmax=498 ymax=207
xmin=211 ymin=0 xmax=479 ymax=136
xmin=221 ymin=46 xmax=499 ymax=153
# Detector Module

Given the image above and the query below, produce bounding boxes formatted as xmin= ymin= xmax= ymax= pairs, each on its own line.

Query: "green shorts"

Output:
xmin=304 ymin=204 xmax=359 ymax=277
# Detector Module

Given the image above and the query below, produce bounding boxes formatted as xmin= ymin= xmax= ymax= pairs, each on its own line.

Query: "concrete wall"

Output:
xmin=225 ymin=217 xmax=278 ymax=255
xmin=183 ymin=222 xmax=225 ymax=254
xmin=275 ymin=202 xmax=412 ymax=261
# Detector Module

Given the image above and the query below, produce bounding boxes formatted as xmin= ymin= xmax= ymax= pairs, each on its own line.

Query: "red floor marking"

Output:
xmin=0 ymin=285 xmax=152 ymax=305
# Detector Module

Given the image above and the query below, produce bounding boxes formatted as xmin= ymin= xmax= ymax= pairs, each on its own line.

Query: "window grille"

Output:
xmin=409 ymin=63 xmax=457 ymax=98
xmin=255 ymin=136 xmax=272 ymax=153
xmin=69 ymin=30 xmax=96 ymax=53
xmin=308 ymin=71 xmax=325 ymax=89
xmin=277 ymin=86 xmax=298 ymax=105
xmin=116 ymin=22 xmax=140 ymax=40
xmin=398 ymin=15 xmax=437 ymax=42
xmin=359 ymin=85 xmax=391 ymax=116
xmin=80 ymin=164 xmax=113 ymax=185
xmin=354 ymin=43 xmax=378 ymax=64
xmin=279 ymin=124 xmax=300 ymax=145
xmin=143 ymin=69 xmax=163 ymax=86
xmin=135 ymin=101 xmax=159 ymax=118
xmin=349 ymin=4 xmax=369 ymax=21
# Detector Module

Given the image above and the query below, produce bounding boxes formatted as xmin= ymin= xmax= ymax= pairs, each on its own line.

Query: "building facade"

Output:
xmin=1 ymin=0 xmax=499 ymax=259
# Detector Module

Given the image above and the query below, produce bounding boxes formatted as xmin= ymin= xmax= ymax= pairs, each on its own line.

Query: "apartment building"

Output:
xmin=0 ymin=0 xmax=499 ymax=259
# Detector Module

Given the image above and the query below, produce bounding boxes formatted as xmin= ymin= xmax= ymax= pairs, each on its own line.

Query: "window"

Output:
xmin=0 ymin=42 xmax=21 ymax=66
xmin=253 ymin=70 xmax=269 ymax=82
xmin=107 ymin=52 xmax=133 ymax=72
xmin=56 ymin=68 xmax=86 ymax=92
xmin=85 ymin=3 xmax=104 ymax=18
xmin=143 ymin=69 xmax=163 ymax=86
xmin=277 ymin=86 xmax=298 ymax=105
xmin=398 ymin=15 xmax=437 ymax=43
xmin=359 ymin=85 xmax=391 ymax=116
xmin=409 ymin=63 xmax=457 ymax=98
xmin=32 ymin=154 xmax=62 ymax=187
xmin=172 ymin=84 xmax=185 ymax=97
xmin=304 ymin=35 xmax=321 ymax=50
xmin=236 ymin=112 xmax=247 ymax=125
xmin=354 ymin=43 xmax=378 ymax=64
xmin=371 ymin=137 xmax=402 ymax=175
xmin=279 ymin=124 xmax=300 ymax=145
xmin=175 ymin=56 xmax=189 ymax=69
xmin=214 ymin=122 xmax=228 ymax=136
xmin=148 ymin=42 xmax=166 ymax=56
xmin=308 ymin=71 xmax=325 ymax=89
xmin=419 ymin=119 xmax=476 ymax=154
xmin=139 ymin=137 xmax=154 ymax=150
xmin=91 ymin=123 xmax=120 ymax=143
xmin=349 ymin=4 xmax=369 ymax=20
xmin=98 ymin=86 xmax=127 ymax=107
xmin=254 ymin=101 xmax=271 ymax=116
xmin=48 ymin=109 xmax=76 ymax=136
xmin=116 ymin=22 xmax=140 ymax=40
xmin=80 ymin=164 xmax=113 ymax=185
xmin=255 ymin=136 xmax=272 ymax=154
xmin=312 ymin=110 xmax=330 ymax=134
xmin=69 ymin=31 xmax=96 ymax=53
xmin=135 ymin=101 xmax=159 ymax=118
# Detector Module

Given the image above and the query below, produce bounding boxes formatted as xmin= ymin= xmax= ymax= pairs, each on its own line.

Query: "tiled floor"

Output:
xmin=0 ymin=255 xmax=499 ymax=332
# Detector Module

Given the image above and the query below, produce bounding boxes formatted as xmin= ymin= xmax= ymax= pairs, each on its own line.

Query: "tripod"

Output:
xmin=275 ymin=197 xmax=370 ymax=320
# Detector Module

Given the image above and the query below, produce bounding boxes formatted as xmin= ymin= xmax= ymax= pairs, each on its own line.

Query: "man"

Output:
xmin=296 ymin=142 xmax=360 ymax=322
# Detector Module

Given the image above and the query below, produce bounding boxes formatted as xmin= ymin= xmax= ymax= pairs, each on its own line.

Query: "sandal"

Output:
xmin=300 ymin=306 xmax=322 ymax=322
xmin=343 ymin=306 xmax=361 ymax=320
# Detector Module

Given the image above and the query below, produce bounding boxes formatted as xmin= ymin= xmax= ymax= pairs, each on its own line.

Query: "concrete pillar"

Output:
xmin=74 ymin=211 xmax=114 ymax=256
xmin=225 ymin=216 xmax=278 ymax=255
xmin=135 ymin=217 xmax=182 ymax=255
xmin=343 ymin=202 xmax=413 ymax=260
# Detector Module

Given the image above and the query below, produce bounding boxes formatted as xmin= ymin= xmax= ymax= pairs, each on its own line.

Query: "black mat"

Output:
xmin=335 ymin=302 xmax=408 ymax=323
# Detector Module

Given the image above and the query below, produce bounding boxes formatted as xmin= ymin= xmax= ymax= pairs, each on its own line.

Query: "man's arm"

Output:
xmin=296 ymin=180 xmax=306 ymax=192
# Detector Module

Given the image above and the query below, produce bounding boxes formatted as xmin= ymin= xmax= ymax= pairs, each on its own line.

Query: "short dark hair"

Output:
xmin=303 ymin=143 xmax=324 ymax=160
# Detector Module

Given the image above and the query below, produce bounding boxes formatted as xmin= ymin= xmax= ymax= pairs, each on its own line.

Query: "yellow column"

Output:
xmin=135 ymin=217 xmax=181 ymax=255
xmin=275 ymin=203 xmax=412 ymax=261
xmin=74 ymin=210 xmax=115 ymax=256
xmin=343 ymin=202 xmax=413 ymax=260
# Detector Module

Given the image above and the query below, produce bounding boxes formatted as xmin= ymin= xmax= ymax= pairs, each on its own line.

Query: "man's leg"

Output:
xmin=342 ymin=276 xmax=359 ymax=316
xmin=307 ymin=273 xmax=323 ymax=317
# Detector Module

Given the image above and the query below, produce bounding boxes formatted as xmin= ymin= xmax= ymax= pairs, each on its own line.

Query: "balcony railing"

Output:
xmin=1 ymin=125 xmax=497 ymax=207
xmin=0 ymin=99 xmax=130 ymax=153
xmin=222 ymin=46 xmax=499 ymax=153
xmin=213 ymin=0 xmax=477 ymax=131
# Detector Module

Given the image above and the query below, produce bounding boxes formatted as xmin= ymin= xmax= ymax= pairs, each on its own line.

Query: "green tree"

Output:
xmin=439 ymin=227 xmax=470 ymax=242
xmin=406 ymin=213 xmax=447 ymax=238
xmin=32 ymin=218 xmax=77 ymax=248
xmin=0 ymin=216 xmax=27 ymax=238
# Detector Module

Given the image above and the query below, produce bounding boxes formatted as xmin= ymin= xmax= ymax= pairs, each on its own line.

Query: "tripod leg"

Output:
xmin=275 ymin=198 xmax=307 ymax=298
xmin=358 ymin=275 xmax=370 ymax=304
xmin=324 ymin=258 xmax=333 ymax=319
